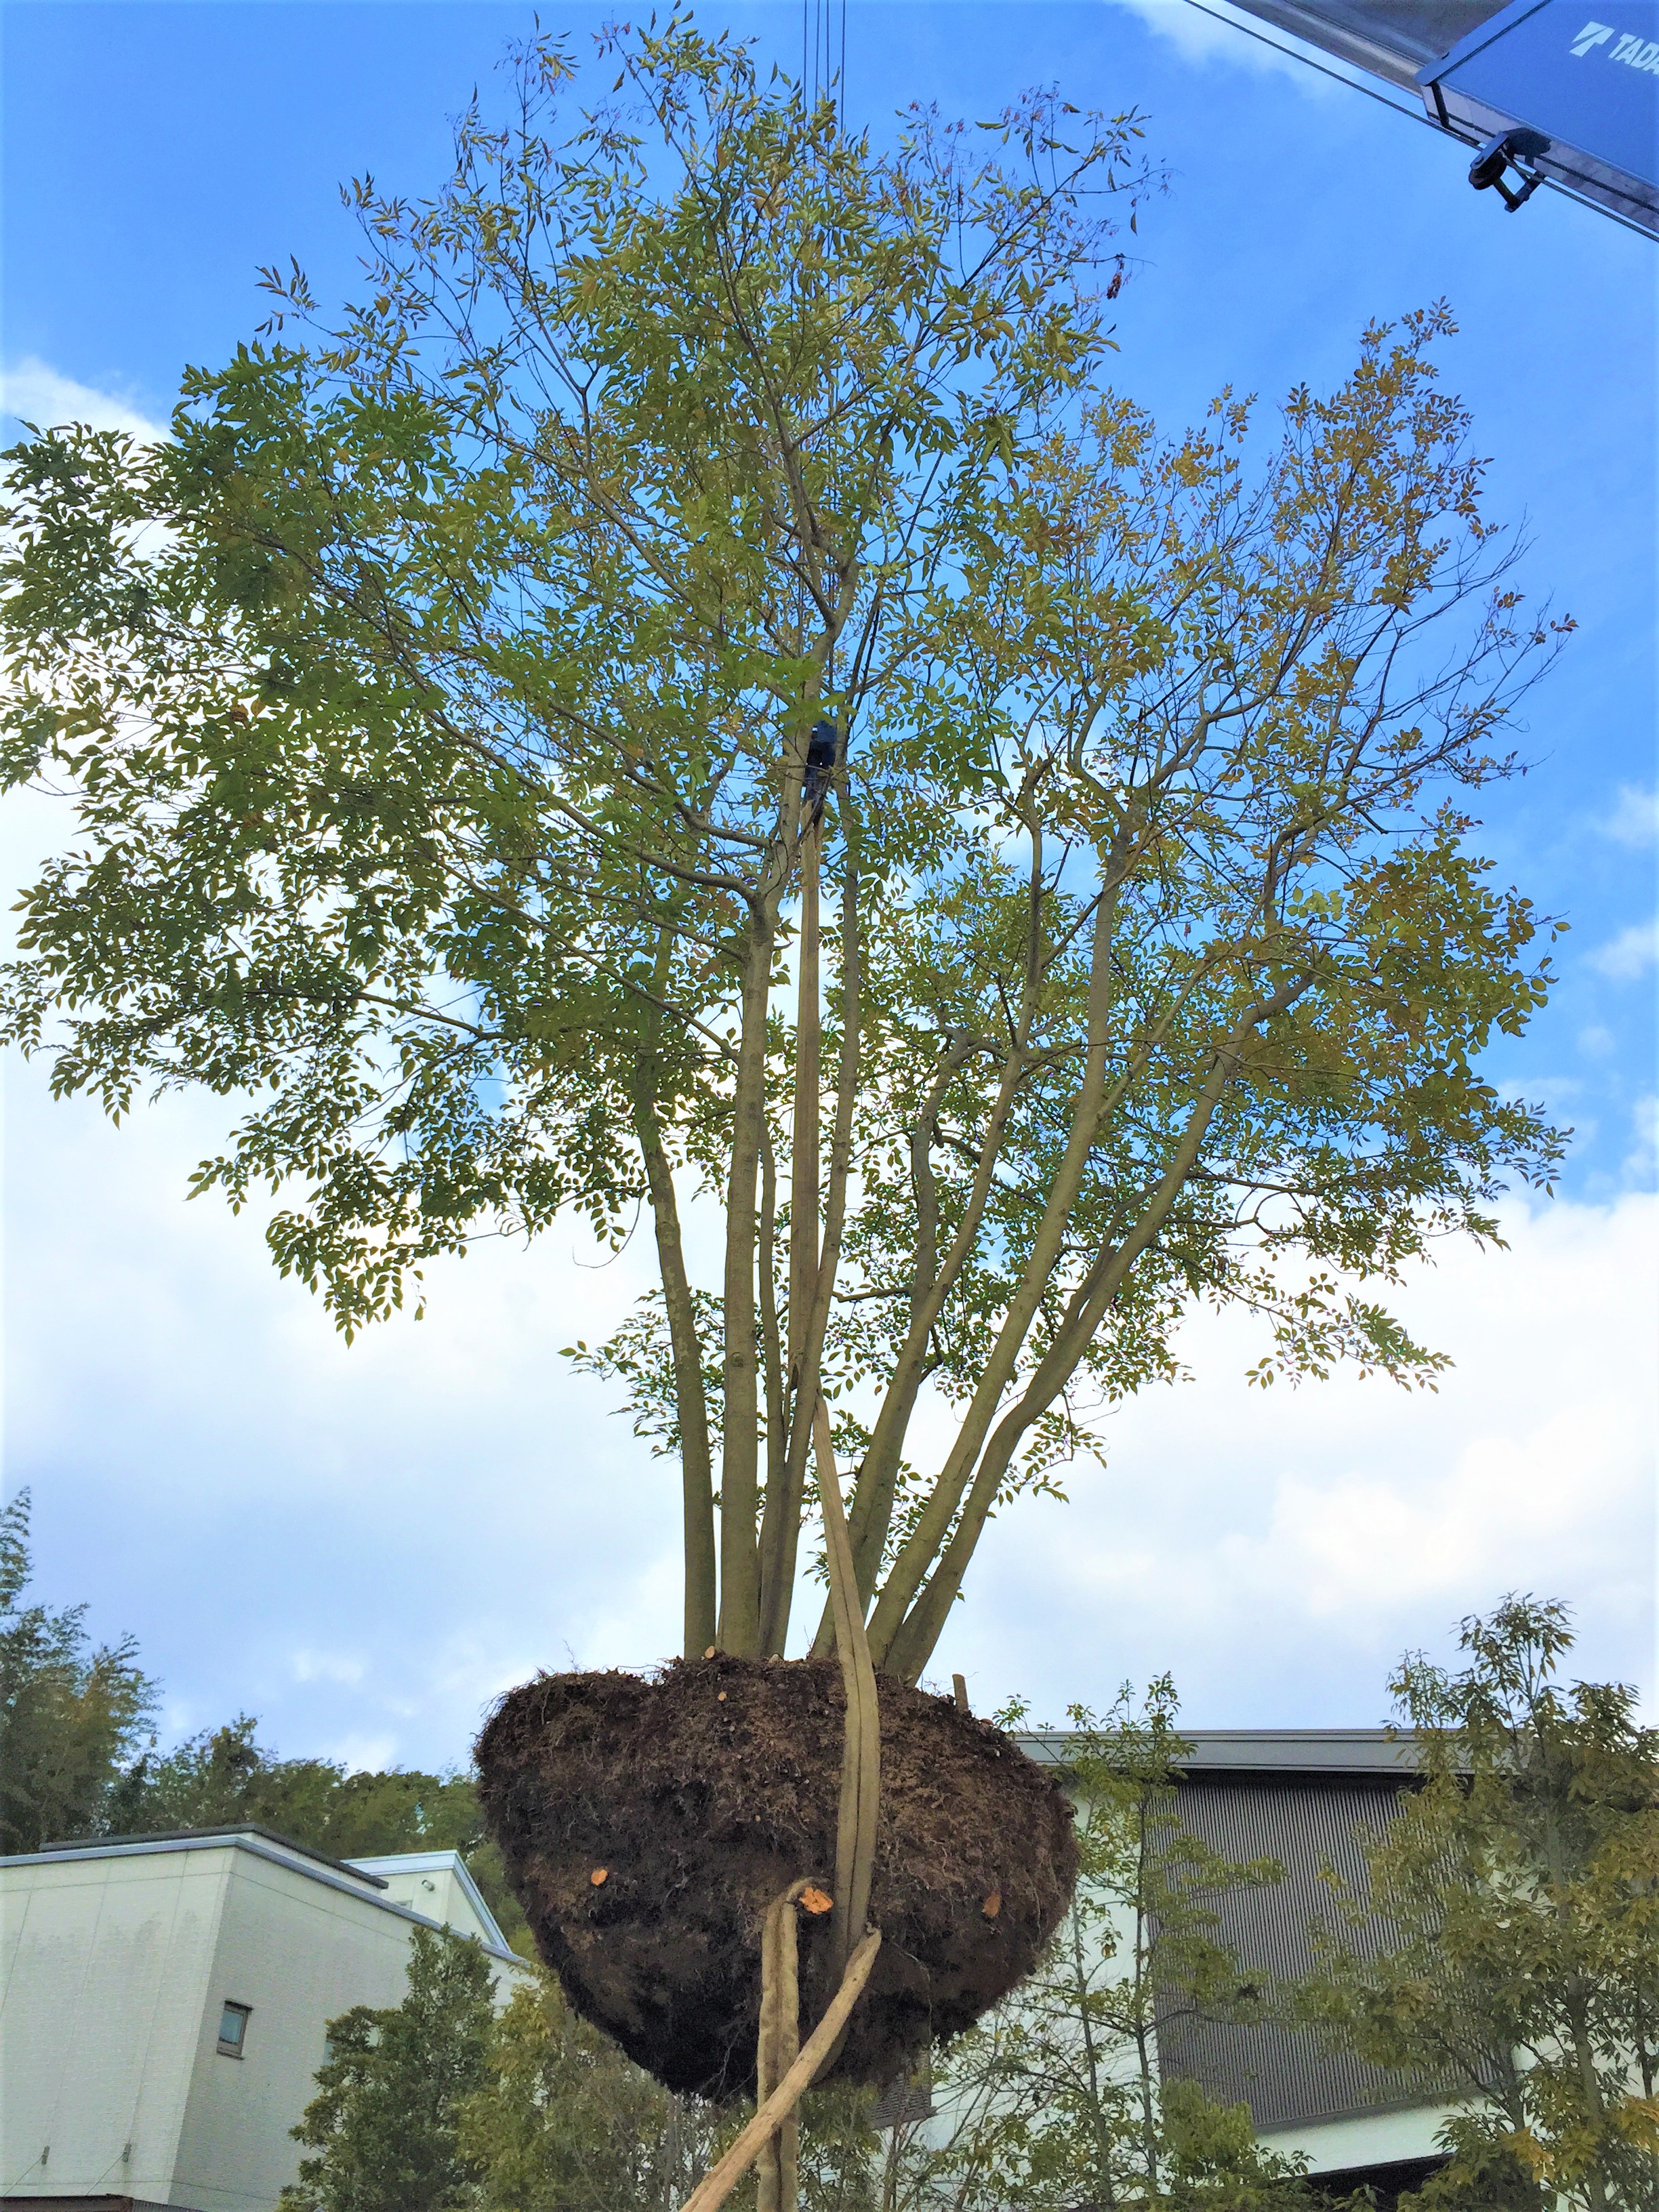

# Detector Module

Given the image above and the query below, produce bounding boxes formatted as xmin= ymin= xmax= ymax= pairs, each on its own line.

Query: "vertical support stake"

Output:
xmin=814 ymin=1395 xmax=880 ymax=1990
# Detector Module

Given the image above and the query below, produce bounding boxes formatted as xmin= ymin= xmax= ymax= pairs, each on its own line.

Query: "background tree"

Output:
xmin=278 ymin=1924 xmax=495 ymax=2212
xmin=108 ymin=1713 xmax=531 ymax=1950
xmin=0 ymin=24 xmax=1565 ymax=1677
xmin=0 ymin=1513 xmax=529 ymax=1942
xmin=296 ymin=1937 xmax=876 ymax=2212
xmin=0 ymin=1488 xmax=155 ymax=1853
xmin=1299 ymin=1599 xmax=1659 ymax=2212
xmin=878 ymin=1685 xmax=1328 ymax=2210
xmin=459 ymin=1970 xmax=718 ymax=2211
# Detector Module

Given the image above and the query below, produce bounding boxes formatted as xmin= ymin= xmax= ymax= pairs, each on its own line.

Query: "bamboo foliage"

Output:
xmin=1 ymin=27 xmax=1565 ymax=1678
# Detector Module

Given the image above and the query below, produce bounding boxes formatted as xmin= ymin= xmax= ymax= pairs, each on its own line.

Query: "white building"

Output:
xmin=0 ymin=1825 xmax=531 ymax=2211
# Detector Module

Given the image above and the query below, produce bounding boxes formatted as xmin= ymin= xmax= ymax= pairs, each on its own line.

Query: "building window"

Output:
xmin=217 ymin=2002 xmax=252 ymax=2057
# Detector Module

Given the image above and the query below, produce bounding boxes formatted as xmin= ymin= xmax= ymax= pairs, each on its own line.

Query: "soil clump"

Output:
xmin=475 ymin=1654 xmax=1078 ymax=2101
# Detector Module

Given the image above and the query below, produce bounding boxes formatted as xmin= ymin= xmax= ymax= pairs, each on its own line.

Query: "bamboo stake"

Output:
xmin=678 ymin=1930 xmax=882 ymax=2212
xmin=815 ymin=1394 xmax=880 ymax=1984
xmin=756 ymin=1883 xmax=808 ymax=2212
xmin=790 ymin=817 xmax=822 ymax=1380
xmin=756 ymin=1898 xmax=785 ymax=2212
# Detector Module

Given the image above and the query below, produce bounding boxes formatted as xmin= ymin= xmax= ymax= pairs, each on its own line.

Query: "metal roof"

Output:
xmin=36 ymin=1821 xmax=388 ymax=1885
xmin=1015 ymin=1727 xmax=1416 ymax=1778
xmin=6 ymin=1827 xmax=523 ymax=1967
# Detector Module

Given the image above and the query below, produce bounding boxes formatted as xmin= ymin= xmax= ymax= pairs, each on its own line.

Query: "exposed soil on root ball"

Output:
xmin=474 ymin=1654 xmax=1078 ymax=2102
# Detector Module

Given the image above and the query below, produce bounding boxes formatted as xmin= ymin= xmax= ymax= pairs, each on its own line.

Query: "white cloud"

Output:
xmin=3 ymin=1044 xmax=678 ymax=1769
xmin=1103 ymin=0 xmax=1340 ymax=89
xmin=1601 ymin=784 xmax=1659 ymax=848
xmin=940 ymin=1189 xmax=1658 ymax=1725
xmin=6 ymin=1002 xmax=1655 ymax=1764
xmin=327 ymin=1734 xmax=401 ymax=1776
xmin=291 ymin=1648 xmax=367 ymax=1688
xmin=1231 ymin=1394 xmax=1637 ymax=1618
xmin=0 ymin=356 xmax=167 ymax=444
xmin=1589 ymin=917 xmax=1659 ymax=980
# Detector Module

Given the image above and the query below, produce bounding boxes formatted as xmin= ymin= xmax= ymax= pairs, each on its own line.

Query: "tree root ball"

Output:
xmin=474 ymin=1654 xmax=1078 ymax=2101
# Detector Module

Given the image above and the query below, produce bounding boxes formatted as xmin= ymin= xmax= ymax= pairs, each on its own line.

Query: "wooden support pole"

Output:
xmin=815 ymin=1395 xmax=880 ymax=1986
xmin=678 ymin=1931 xmax=882 ymax=2212
xmin=756 ymin=1883 xmax=808 ymax=2212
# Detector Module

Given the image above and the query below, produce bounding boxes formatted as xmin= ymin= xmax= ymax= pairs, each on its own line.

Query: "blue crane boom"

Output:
xmin=1225 ymin=0 xmax=1657 ymax=234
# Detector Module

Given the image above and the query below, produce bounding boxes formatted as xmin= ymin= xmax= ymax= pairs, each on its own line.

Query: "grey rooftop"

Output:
xmin=1015 ymin=1726 xmax=1416 ymax=1778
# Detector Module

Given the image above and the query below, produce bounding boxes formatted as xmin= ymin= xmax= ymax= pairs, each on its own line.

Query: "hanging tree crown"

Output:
xmin=1 ymin=24 xmax=1566 ymax=1675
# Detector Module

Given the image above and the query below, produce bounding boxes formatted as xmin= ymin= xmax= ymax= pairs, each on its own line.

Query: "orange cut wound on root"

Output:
xmin=800 ymin=1885 xmax=834 ymax=1915
xmin=705 ymin=1646 xmax=718 ymax=1658
xmin=718 ymin=1691 xmax=728 ymax=1702
xmin=590 ymin=1868 xmax=609 ymax=1886
xmin=982 ymin=1891 xmax=1002 ymax=1918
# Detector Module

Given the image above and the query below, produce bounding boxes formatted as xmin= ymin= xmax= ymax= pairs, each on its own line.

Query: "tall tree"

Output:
xmin=1299 ymin=1599 xmax=1659 ymax=2212
xmin=1 ymin=25 xmax=1563 ymax=1677
xmin=458 ymin=1969 xmax=715 ymax=2212
xmin=278 ymin=1925 xmax=495 ymax=2212
xmin=0 ymin=1488 xmax=155 ymax=1853
xmin=878 ymin=1685 xmax=1325 ymax=2210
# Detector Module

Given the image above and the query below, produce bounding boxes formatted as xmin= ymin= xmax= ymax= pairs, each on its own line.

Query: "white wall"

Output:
xmin=1 ymin=1845 xmax=228 ymax=2198
xmin=1 ymin=1837 xmax=530 ymax=2211
xmin=1258 ymin=2100 xmax=1458 ymax=2176
xmin=350 ymin=1851 xmax=503 ymax=1952
xmin=171 ymin=1846 xmax=442 ymax=2212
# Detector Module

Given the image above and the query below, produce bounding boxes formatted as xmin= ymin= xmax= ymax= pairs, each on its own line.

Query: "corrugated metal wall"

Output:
xmin=1155 ymin=1776 xmax=1442 ymax=2131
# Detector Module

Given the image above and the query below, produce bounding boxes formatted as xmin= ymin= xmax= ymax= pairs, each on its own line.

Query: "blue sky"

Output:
xmin=3 ymin=0 xmax=1655 ymax=1775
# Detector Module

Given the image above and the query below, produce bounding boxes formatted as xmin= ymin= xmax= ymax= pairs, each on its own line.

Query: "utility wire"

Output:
xmin=1178 ymin=0 xmax=1656 ymax=243
xmin=802 ymin=0 xmax=848 ymax=123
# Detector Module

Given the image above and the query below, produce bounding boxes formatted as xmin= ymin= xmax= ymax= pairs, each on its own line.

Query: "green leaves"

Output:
xmin=0 ymin=1490 xmax=157 ymax=1854
xmin=1302 ymin=1601 xmax=1659 ymax=2212
xmin=0 ymin=25 xmax=1565 ymax=1666
xmin=457 ymin=1971 xmax=717 ymax=2212
xmin=280 ymin=1927 xmax=495 ymax=2212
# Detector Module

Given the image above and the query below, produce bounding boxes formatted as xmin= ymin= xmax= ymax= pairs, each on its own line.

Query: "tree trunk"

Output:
xmin=717 ymin=914 xmax=777 ymax=1653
